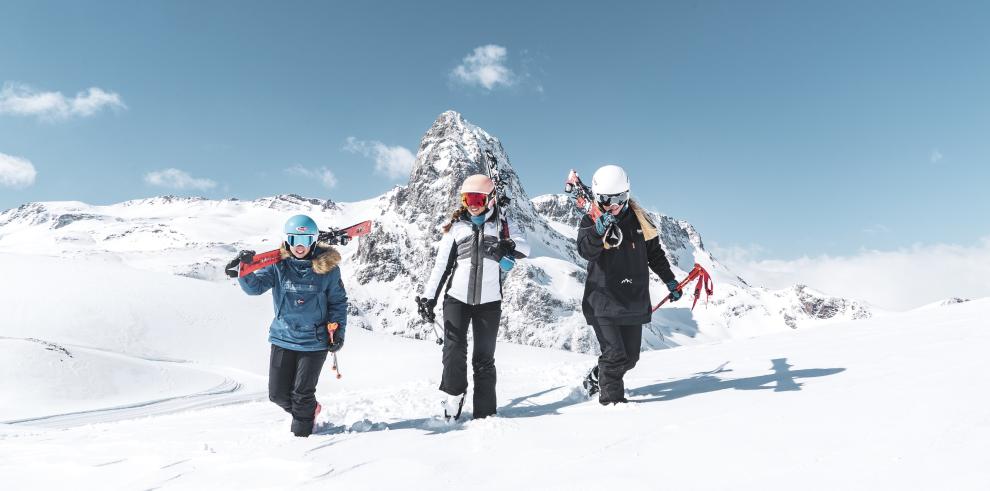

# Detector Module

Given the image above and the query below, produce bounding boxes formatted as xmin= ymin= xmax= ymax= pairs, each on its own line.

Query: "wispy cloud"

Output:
xmin=0 ymin=152 xmax=37 ymax=189
xmin=143 ymin=168 xmax=217 ymax=191
xmin=0 ymin=82 xmax=126 ymax=121
xmin=284 ymin=164 xmax=338 ymax=189
xmin=450 ymin=45 xmax=517 ymax=90
xmin=344 ymin=137 xmax=415 ymax=180
xmin=863 ymin=224 xmax=891 ymax=235
xmin=712 ymin=239 xmax=990 ymax=311
xmin=930 ymin=148 xmax=943 ymax=164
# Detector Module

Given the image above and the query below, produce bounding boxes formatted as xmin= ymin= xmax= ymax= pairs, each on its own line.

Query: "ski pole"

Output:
xmin=651 ymin=263 xmax=714 ymax=313
xmin=327 ymin=322 xmax=343 ymax=379
xmin=431 ymin=320 xmax=444 ymax=345
xmin=331 ymin=352 xmax=342 ymax=379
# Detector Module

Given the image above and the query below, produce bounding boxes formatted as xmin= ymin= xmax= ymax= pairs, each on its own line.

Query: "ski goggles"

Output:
xmin=286 ymin=233 xmax=317 ymax=248
xmin=461 ymin=192 xmax=493 ymax=208
xmin=595 ymin=191 xmax=629 ymax=207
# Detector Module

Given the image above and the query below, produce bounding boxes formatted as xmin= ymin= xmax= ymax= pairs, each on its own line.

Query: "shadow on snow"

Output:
xmin=628 ymin=358 xmax=845 ymax=402
xmin=310 ymin=358 xmax=844 ymax=441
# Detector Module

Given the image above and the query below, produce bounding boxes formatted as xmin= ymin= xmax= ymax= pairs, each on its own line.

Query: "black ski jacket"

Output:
xmin=578 ymin=202 xmax=676 ymax=325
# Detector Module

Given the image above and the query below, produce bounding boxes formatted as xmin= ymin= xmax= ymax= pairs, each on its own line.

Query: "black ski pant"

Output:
xmin=439 ymin=296 xmax=501 ymax=419
xmin=269 ymin=344 xmax=328 ymax=437
xmin=591 ymin=320 xmax=642 ymax=403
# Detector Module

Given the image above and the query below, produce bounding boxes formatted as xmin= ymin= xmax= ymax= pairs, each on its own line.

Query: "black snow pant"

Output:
xmin=439 ymin=296 xmax=501 ymax=419
xmin=591 ymin=320 xmax=642 ymax=404
xmin=269 ymin=344 xmax=328 ymax=437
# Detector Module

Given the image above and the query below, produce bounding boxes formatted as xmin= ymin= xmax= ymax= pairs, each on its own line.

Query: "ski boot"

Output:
xmin=582 ymin=365 xmax=600 ymax=397
xmin=440 ymin=392 xmax=466 ymax=421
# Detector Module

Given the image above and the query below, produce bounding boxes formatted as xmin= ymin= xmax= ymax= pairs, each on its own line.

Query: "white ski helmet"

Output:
xmin=591 ymin=165 xmax=630 ymax=195
xmin=460 ymin=174 xmax=495 ymax=195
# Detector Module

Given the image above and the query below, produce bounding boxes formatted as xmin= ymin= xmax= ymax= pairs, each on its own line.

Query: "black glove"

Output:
xmin=489 ymin=238 xmax=516 ymax=260
xmin=224 ymin=250 xmax=257 ymax=278
xmin=666 ymin=280 xmax=683 ymax=302
xmin=415 ymin=296 xmax=437 ymax=323
xmin=328 ymin=324 xmax=345 ymax=352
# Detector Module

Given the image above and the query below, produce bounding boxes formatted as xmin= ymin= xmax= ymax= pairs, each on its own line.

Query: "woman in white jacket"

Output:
xmin=416 ymin=174 xmax=530 ymax=420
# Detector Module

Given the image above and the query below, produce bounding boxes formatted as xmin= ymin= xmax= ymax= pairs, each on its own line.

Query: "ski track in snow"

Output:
xmin=0 ymin=337 xmax=266 ymax=428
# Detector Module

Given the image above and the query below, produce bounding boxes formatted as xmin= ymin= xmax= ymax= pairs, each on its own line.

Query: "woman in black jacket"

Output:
xmin=577 ymin=165 xmax=682 ymax=405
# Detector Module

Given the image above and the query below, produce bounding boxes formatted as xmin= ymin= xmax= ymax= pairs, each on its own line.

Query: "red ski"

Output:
xmin=232 ymin=220 xmax=374 ymax=278
xmin=564 ymin=169 xmax=622 ymax=247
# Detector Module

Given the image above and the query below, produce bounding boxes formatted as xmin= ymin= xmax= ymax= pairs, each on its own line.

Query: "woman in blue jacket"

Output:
xmin=234 ymin=214 xmax=347 ymax=437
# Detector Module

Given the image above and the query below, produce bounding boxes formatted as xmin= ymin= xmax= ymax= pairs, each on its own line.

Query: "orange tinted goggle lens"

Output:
xmin=462 ymin=192 xmax=489 ymax=207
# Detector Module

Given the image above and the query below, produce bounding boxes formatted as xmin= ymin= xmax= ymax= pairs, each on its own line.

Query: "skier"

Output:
xmin=232 ymin=214 xmax=347 ymax=437
xmin=577 ymin=165 xmax=682 ymax=405
xmin=415 ymin=174 xmax=530 ymax=420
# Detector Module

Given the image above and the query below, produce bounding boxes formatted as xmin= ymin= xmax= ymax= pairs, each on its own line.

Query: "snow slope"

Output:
xmin=1 ymin=246 xmax=988 ymax=490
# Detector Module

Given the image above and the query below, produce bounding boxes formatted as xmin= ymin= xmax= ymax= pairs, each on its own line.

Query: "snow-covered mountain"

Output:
xmin=0 ymin=111 xmax=873 ymax=353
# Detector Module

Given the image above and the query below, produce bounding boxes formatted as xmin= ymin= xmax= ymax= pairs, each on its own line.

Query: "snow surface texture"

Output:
xmin=1 ymin=250 xmax=988 ymax=489
xmin=0 ymin=111 xmax=873 ymax=354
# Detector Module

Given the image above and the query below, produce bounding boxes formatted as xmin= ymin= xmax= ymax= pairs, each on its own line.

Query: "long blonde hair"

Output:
xmin=441 ymin=205 xmax=467 ymax=233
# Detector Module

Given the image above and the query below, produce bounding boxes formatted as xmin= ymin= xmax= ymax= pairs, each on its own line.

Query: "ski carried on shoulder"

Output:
xmin=564 ymin=169 xmax=622 ymax=247
xmin=228 ymin=220 xmax=374 ymax=278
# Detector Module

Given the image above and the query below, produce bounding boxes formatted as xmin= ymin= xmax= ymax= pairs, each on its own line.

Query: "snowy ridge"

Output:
xmin=0 ymin=111 xmax=874 ymax=353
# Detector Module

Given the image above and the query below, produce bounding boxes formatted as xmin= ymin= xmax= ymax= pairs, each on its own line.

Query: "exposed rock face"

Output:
xmin=0 ymin=110 xmax=876 ymax=353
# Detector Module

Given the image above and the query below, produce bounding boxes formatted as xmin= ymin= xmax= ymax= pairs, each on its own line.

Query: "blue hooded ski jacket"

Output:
xmin=238 ymin=244 xmax=347 ymax=351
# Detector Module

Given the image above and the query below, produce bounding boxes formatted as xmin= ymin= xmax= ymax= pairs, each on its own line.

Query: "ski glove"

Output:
xmin=490 ymin=238 xmax=516 ymax=259
xmin=224 ymin=250 xmax=257 ymax=278
xmin=238 ymin=250 xmax=256 ymax=264
xmin=593 ymin=212 xmax=617 ymax=236
xmin=327 ymin=323 xmax=345 ymax=352
xmin=489 ymin=239 xmax=517 ymax=271
xmin=499 ymin=255 xmax=516 ymax=272
xmin=666 ymin=280 xmax=683 ymax=302
xmin=415 ymin=296 xmax=437 ymax=323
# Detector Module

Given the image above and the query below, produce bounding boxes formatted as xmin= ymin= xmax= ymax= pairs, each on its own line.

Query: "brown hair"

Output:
xmin=441 ymin=205 xmax=467 ymax=233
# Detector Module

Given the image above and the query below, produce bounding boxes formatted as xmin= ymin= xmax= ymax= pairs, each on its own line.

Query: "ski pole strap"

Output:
xmin=690 ymin=265 xmax=714 ymax=310
xmin=651 ymin=263 xmax=714 ymax=312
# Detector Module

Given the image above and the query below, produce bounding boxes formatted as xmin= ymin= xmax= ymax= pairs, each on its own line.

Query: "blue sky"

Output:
xmin=1 ymin=0 xmax=988 ymax=264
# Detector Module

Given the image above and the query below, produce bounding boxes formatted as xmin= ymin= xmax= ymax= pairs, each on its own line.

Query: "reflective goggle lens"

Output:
xmin=461 ymin=192 xmax=490 ymax=208
xmin=595 ymin=191 xmax=629 ymax=207
xmin=286 ymin=234 xmax=316 ymax=247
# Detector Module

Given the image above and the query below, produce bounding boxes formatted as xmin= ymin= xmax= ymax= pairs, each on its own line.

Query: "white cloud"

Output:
xmin=143 ymin=168 xmax=217 ymax=191
xmin=344 ymin=137 xmax=415 ymax=180
xmin=863 ymin=224 xmax=891 ymax=235
xmin=284 ymin=164 xmax=338 ymax=189
xmin=0 ymin=152 xmax=37 ymax=188
xmin=0 ymin=82 xmax=126 ymax=121
xmin=451 ymin=45 xmax=516 ymax=90
xmin=713 ymin=240 xmax=990 ymax=311
xmin=930 ymin=148 xmax=943 ymax=164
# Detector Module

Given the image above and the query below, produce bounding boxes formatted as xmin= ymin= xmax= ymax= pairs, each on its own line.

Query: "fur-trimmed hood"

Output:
xmin=628 ymin=200 xmax=659 ymax=241
xmin=279 ymin=242 xmax=341 ymax=274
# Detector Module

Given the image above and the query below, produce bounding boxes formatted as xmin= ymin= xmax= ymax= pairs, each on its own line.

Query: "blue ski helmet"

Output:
xmin=284 ymin=215 xmax=318 ymax=247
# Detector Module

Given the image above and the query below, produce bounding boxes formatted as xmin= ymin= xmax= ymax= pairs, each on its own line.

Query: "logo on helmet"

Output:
xmin=296 ymin=226 xmax=309 ymax=232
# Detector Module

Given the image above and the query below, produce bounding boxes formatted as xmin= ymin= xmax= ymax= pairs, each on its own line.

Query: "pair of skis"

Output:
xmin=564 ymin=169 xmax=623 ymax=248
xmin=228 ymin=220 xmax=373 ymax=278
